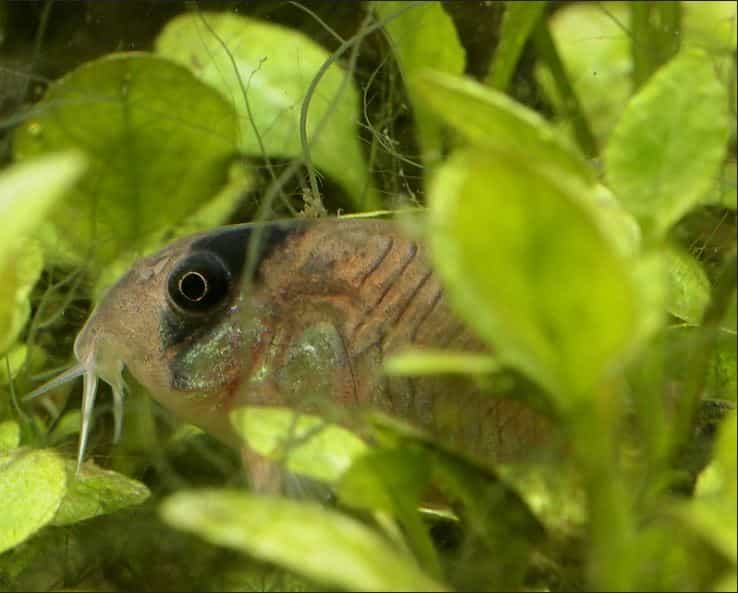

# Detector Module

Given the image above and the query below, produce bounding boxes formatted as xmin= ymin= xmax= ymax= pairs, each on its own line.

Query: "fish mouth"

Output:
xmin=24 ymin=325 xmax=127 ymax=471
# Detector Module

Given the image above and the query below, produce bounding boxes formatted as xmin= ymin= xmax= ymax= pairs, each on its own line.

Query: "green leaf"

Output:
xmin=384 ymin=349 xmax=499 ymax=376
xmin=488 ymin=1 xmax=546 ymax=91
xmin=13 ymin=53 xmax=238 ymax=271
xmin=0 ymin=152 xmax=86 ymax=354
xmin=0 ymin=420 xmax=20 ymax=454
xmin=0 ymin=448 xmax=67 ymax=554
xmin=604 ymin=49 xmax=731 ymax=240
xmin=428 ymin=147 xmax=637 ymax=400
xmin=665 ymin=247 xmax=711 ymax=324
xmin=535 ymin=2 xmax=632 ymax=145
xmin=412 ymin=70 xmax=595 ymax=185
xmin=0 ymin=343 xmax=28 ymax=385
xmin=52 ymin=460 xmax=150 ymax=526
xmin=372 ymin=2 xmax=465 ymax=165
xmin=337 ymin=448 xmax=441 ymax=577
xmin=230 ymin=407 xmax=368 ymax=483
xmin=155 ymin=13 xmax=376 ymax=209
xmin=680 ymin=412 xmax=737 ymax=562
xmin=161 ymin=490 xmax=447 ymax=592
xmin=630 ymin=2 xmax=681 ymax=90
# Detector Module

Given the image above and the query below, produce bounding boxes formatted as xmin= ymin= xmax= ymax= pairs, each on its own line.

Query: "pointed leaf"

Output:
xmin=605 ymin=49 xmax=731 ymax=240
xmin=413 ymin=70 xmax=595 ymax=185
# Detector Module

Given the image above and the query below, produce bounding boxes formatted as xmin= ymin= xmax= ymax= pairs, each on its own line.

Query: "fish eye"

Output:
xmin=167 ymin=252 xmax=231 ymax=313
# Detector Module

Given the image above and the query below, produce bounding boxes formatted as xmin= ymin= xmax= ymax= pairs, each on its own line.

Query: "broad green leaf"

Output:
xmin=605 ymin=49 xmax=731 ymax=240
xmin=13 ymin=53 xmax=238 ymax=271
xmin=665 ymin=247 xmax=711 ymax=324
xmin=0 ymin=420 xmax=20 ymax=453
xmin=429 ymin=147 xmax=637 ymax=400
xmin=156 ymin=13 xmax=376 ymax=209
xmin=373 ymin=2 xmax=465 ymax=165
xmin=488 ymin=1 xmax=547 ymax=91
xmin=161 ymin=490 xmax=447 ymax=592
xmin=231 ymin=407 xmax=368 ymax=483
xmin=0 ymin=448 xmax=67 ymax=554
xmin=384 ymin=349 xmax=499 ymax=376
xmin=412 ymin=70 xmax=595 ymax=185
xmin=0 ymin=152 xmax=85 ymax=354
xmin=52 ymin=460 xmax=150 ymax=526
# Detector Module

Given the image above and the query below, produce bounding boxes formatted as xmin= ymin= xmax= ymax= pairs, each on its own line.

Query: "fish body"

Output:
xmin=36 ymin=219 xmax=547 ymax=483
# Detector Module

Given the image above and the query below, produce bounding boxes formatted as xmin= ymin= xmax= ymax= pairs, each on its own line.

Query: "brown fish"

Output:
xmin=27 ymin=218 xmax=547 ymax=488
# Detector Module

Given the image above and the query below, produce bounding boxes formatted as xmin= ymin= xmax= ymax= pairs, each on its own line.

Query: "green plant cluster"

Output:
xmin=0 ymin=2 xmax=736 ymax=591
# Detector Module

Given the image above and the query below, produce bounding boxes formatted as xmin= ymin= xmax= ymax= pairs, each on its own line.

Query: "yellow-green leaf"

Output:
xmin=413 ymin=70 xmax=595 ymax=185
xmin=0 ymin=449 xmax=67 ymax=554
xmin=0 ymin=152 xmax=86 ymax=354
xmin=429 ymin=147 xmax=637 ymax=400
xmin=605 ymin=49 xmax=731 ymax=240
xmin=231 ymin=407 xmax=368 ymax=483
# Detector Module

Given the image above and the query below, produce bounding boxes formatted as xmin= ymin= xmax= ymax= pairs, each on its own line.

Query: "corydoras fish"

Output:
xmin=28 ymin=218 xmax=548 ymax=488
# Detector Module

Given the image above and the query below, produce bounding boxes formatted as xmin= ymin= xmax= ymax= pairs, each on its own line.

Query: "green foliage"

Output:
xmin=156 ymin=12 xmax=376 ymax=209
xmin=230 ymin=406 xmax=368 ymax=483
xmin=605 ymin=49 xmax=731 ymax=241
xmin=161 ymin=490 xmax=446 ymax=592
xmin=13 ymin=54 xmax=239 ymax=273
xmin=488 ymin=1 xmax=547 ymax=91
xmin=0 ymin=152 xmax=86 ymax=353
xmin=0 ymin=449 xmax=67 ymax=555
xmin=428 ymin=145 xmax=637 ymax=400
xmin=0 ymin=2 xmax=735 ymax=591
xmin=371 ymin=1 xmax=465 ymax=166
xmin=52 ymin=461 xmax=150 ymax=527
